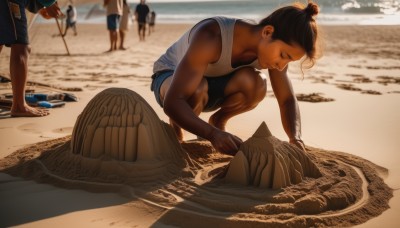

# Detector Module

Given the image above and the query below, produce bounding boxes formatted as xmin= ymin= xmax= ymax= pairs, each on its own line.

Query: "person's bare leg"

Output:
xmin=142 ymin=26 xmax=146 ymax=41
xmin=209 ymin=68 xmax=266 ymax=130
xmin=108 ymin=30 xmax=118 ymax=51
xmin=73 ymin=25 xmax=77 ymax=36
xmin=119 ymin=30 xmax=126 ymax=50
xmin=112 ymin=30 xmax=118 ymax=50
xmin=107 ymin=30 xmax=113 ymax=52
xmin=115 ymin=29 xmax=120 ymax=50
xmin=169 ymin=80 xmax=208 ymax=141
xmin=137 ymin=27 xmax=141 ymax=41
xmin=63 ymin=26 xmax=68 ymax=37
xmin=10 ymin=44 xmax=49 ymax=117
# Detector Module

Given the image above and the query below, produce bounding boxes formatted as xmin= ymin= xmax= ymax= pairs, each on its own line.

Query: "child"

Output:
xmin=148 ymin=11 xmax=156 ymax=35
xmin=151 ymin=2 xmax=321 ymax=155
xmin=63 ymin=4 xmax=77 ymax=36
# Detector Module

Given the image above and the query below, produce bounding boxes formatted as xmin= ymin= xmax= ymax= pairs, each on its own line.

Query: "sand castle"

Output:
xmin=68 ymin=88 xmax=320 ymax=190
xmin=71 ymin=88 xmax=186 ymax=162
xmin=224 ymin=122 xmax=321 ymax=189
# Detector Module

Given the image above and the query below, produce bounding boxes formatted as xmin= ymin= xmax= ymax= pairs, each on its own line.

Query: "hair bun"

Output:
xmin=304 ymin=2 xmax=319 ymax=17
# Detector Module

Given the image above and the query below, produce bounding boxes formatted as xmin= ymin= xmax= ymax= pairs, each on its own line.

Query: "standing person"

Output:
xmin=104 ymin=0 xmax=123 ymax=52
xmin=151 ymin=2 xmax=321 ymax=155
xmin=63 ymin=2 xmax=77 ymax=36
xmin=148 ymin=10 xmax=156 ymax=35
xmin=0 ymin=0 xmax=63 ymax=117
xmin=135 ymin=0 xmax=150 ymax=41
xmin=119 ymin=0 xmax=131 ymax=50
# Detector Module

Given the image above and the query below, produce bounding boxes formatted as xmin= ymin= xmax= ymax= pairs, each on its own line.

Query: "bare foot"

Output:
xmin=208 ymin=114 xmax=226 ymax=131
xmin=11 ymin=105 xmax=49 ymax=117
xmin=119 ymin=47 xmax=128 ymax=50
xmin=170 ymin=119 xmax=183 ymax=141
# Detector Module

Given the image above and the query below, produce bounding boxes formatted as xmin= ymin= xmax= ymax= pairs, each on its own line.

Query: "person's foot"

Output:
xmin=170 ymin=119 xmax=183 ymax=142
xmin=119 ymin=47 xmax=128 ymax=50
xmin=11 ymin=105 xmax=49 ymax=117
xmin=209 ymin=115 xmax=226 ymax=131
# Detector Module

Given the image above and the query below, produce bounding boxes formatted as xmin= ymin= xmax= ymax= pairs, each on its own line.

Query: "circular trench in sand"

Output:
xmin=0 ymin=137 xmax=392 ymax=228
xmin=0 ymin=88 xmax=392 ymax=227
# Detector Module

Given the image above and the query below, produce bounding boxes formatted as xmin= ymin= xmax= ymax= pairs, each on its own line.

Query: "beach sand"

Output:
xmin=0 ymin=22 xmax=399 ymax=227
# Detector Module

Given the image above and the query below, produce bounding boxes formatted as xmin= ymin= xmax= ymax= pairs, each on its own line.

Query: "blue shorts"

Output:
xmin=107 ymin=14 xmax=121 ymax=30
xmin=0 ymin=0 xmax=29 ymax=46
xmin=66 ymin=19 xmax=76 ymax=27
xmin=151 ymin=70 xmax=235 ymax=112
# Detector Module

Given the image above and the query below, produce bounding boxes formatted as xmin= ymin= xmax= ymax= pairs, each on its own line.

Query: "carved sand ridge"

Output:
xmin=0 ymin=88 xmax=392 ymax=227
xmin=13 ymin=88 xmax=195 ymax=187
xmin=71 ymin=88 xmax=187 ymax=162
xmin=225 ymin=122 xmax=321 ymax=189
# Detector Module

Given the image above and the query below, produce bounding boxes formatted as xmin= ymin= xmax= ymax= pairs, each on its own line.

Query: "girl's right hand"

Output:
xmin=209 ymin=129 xmax=243 ymax=156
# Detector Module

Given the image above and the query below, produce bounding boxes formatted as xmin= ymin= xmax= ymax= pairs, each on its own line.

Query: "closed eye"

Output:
xmin=281 ymin=52 xmax=293 ymax=60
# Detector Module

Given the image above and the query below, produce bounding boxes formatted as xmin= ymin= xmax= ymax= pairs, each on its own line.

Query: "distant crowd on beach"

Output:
xmin=62 ymin=0 xmax=157 ymax=51
xmin=104 ymin=0 xmax=157 ymax=52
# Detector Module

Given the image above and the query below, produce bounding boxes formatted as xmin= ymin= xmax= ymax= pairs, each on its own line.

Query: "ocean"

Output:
xmin=57 ymin=0 xmax=400 ymax=25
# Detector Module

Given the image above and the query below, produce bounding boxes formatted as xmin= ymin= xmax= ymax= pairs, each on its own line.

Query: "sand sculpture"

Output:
xmin=71 ymin=88 xmax=187 ymax=162
xmin=224 ymin=122 xmax=321 ymax=189
xmin=0 ymin=88 xmax=393 ymax=227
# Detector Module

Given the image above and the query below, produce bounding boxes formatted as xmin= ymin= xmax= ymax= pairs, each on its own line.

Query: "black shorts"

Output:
xmin=151 ymin=70 xmax=235 ymax=112
xmin=0 ymin=0 xmax=29 ymax=46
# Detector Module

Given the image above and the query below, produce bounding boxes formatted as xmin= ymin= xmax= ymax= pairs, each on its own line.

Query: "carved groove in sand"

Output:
xmin=0 ymin=87 xmax=393 ymax=227
xmin=225 ymin=122 xmax=321 ymax=189
xmin=71 ymin=88 xmax=185 ymax=162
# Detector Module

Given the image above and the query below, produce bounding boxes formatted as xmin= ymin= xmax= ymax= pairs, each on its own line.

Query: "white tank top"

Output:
xmin=152 ymin=16 xmax=260 ymax=77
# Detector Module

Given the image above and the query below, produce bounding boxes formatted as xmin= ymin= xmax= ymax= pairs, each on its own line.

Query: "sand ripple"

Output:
xmin=0 ymin=88 xmax=392 ymax=227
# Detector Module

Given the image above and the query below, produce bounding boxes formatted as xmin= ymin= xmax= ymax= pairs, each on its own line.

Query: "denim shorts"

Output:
xmin=150 ymin=70 xmax=174 ymax=108
xmin=0 ymin=0 xmax=29 ymax=46
xmin=151 ymin=70 xmax=235 ymax=112
xmin=107 ymin=14 xmax=121 ymax=30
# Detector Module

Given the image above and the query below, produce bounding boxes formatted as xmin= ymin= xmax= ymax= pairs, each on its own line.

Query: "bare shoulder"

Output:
xmin=190 ymin=19 xmax=221 ymax=39
xmin=187 ymin=19 xmax=222 ymax=64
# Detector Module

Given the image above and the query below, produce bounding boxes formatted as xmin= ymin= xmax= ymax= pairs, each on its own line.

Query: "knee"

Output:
xmin=233 ymin=68 xmax=266 ymax=103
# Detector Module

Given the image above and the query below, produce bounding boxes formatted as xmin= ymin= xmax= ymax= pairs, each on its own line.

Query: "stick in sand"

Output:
xmin=55 ymin=18 xmax=70 ymax=56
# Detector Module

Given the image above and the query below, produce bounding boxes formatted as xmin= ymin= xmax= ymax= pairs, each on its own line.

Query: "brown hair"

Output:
xmin=258 ymin=1 xmax=320 ymax=68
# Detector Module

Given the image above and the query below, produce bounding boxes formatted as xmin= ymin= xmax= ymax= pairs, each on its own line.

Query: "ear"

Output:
xmin=262 ymin=25 xmax=274 ymax=38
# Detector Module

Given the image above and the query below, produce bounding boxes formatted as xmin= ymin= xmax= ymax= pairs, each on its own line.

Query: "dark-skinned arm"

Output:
xmin=163 ymin=21 xmax=242 ymax=155
xmin=38 ymin=2 xmax=63 ymax=19
xmin=269 ymin=67 xmax=305 ymax=151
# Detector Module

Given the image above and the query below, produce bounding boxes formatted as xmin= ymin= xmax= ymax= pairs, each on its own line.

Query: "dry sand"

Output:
xmin=0 ymin=22 xmax=400 ymax=227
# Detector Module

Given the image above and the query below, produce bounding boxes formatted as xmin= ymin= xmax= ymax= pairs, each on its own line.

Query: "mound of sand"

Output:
xmin=225 ymin=122 xmax=321 ymax=189
xmin=0 ymin=88 xmax=393 ymax=227
xmin=71 ymin=88 xmax=187 ymax=162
